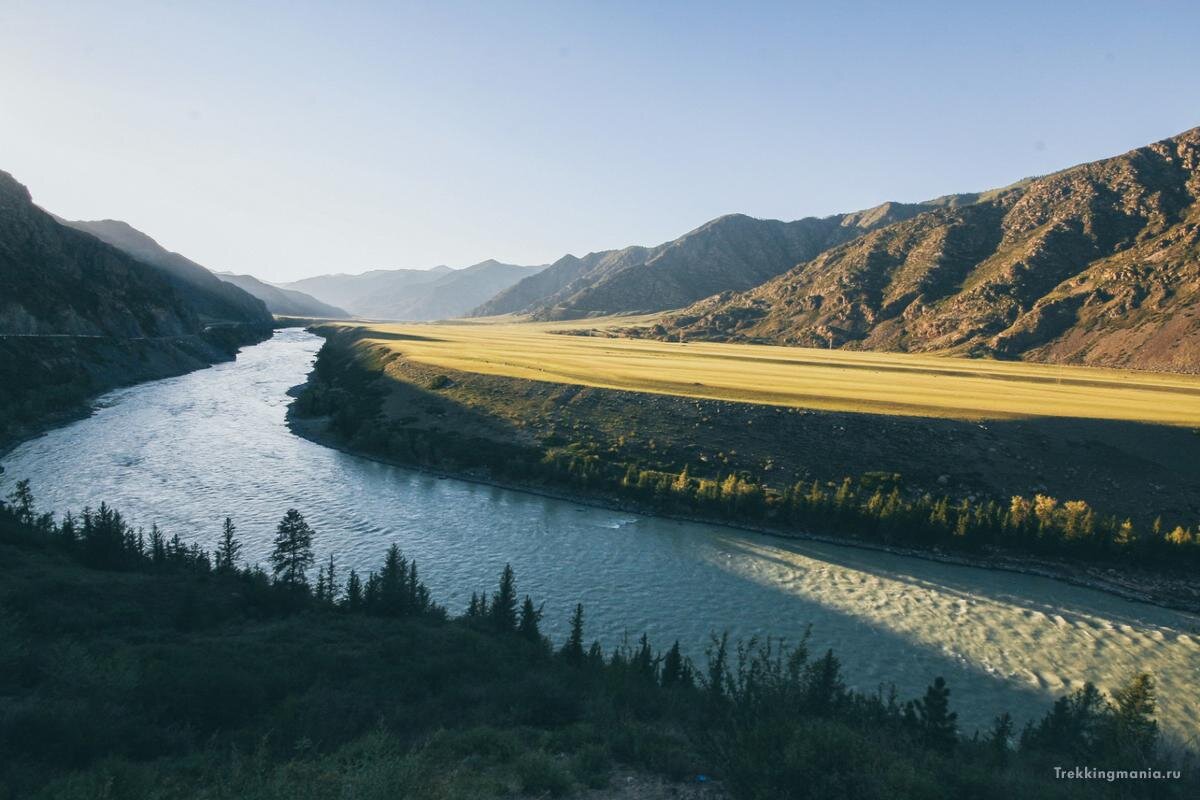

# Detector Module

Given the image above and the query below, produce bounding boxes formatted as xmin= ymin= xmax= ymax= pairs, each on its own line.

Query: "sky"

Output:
xmin=1 ymin=1 xmax=1198 ymax=283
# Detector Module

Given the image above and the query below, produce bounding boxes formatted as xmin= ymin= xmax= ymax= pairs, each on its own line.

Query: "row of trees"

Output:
xmin=590 ymin=460 xmax=1199 ymax=567
xmin=291 ymin=341 xmax=1199 ymax=572
xmin=0 ymin=479 xmax=1177 ymax=796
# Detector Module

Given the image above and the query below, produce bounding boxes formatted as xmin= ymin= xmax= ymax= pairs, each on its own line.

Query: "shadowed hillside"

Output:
xmin=0 ymin=170 xmax=272 ymax=448
xmin=61 ymin=218 xmax=273 ymax=330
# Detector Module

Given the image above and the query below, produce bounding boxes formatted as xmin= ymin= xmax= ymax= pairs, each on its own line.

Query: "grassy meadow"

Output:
xmin=329 ymin=317 xmax=1200 ymax=426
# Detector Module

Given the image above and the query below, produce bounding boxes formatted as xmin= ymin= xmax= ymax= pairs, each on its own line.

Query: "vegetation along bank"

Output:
xmin=287 ymin=325 xmax=1200 ymax=611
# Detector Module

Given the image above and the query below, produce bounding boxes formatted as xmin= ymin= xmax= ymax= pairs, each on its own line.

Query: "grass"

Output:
xmin=322 ymin=317 xmax=1200 ymax=426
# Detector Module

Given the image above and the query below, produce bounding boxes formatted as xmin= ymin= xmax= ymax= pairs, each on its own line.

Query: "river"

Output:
xmin=2 ymin=328 xmax=1197 ymax=741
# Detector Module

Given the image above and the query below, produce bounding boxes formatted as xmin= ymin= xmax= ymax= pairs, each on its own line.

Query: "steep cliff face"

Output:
xmin=654 ymin=128 xmax=1200 ymax=372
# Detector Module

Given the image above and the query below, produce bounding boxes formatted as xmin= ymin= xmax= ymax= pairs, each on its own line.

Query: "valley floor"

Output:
xmin=287 ymin=320 xmax=1200 ymax=612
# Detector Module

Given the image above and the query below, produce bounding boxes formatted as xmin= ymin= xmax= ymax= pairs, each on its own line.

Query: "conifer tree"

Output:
xmin=805 ymin=649 xmax=844 ymax=714
xmin=58 ymin=511 xmax=77 ymax=547
xmin=324 ymin=554 xmax=338 ymax=604
xmin=7 ymin=479 xmax=34 ymax=526
xmin=490 ymin=564 xmax=518 ymax=632
xmin=1109 ymin=673 xmax=1158 ymax=756
xmin=270 ymin=509 xmax=315 ymax=586
xmin=989 ymin=712 xmax=1014 ymax=765
xmin=344 ymin=569 xmax=363 ymax=610
xmin=661 ymin=640 xmax=687 ymax=687
xmin=560 ymin=603 xmax=585 ymax=665
xmin=912 ymin=676 xmax=958 ymax=752
xmin=377 ymin=544 xmax=409 ymax=615
xmin=215 ymin=517 xmax=241 ymax=572
xmin=518 ymin=595 xmax=544 ymax=642
xmin=632 ymin=633 xmax=656 ymax=681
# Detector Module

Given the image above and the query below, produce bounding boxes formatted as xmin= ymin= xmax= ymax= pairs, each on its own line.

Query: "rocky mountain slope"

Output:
xmin=61 ymin=218 xmax=273 ymax=329
xmin=652 ymin=127 xmax=1200 ymax=373
xmin=472 ymin=202 xmax=964 ymax=320
xmin=0 ymin=170 xmax=271 ymax=446
xmin=284 ymin=260 xmax=543 ymax=320
xmin=216 ymin=271 xmax=349 ymax=318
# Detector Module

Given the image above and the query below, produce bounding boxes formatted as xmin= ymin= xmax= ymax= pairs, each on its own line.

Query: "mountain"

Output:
xmin=215 ymin=272 xmax=349 ymax=318
xmin=0 ymin=170 xmax=271 ymax=446
xmin=61 ymin=218 xmax=272 ymax=329
xmin=651 ymin=127 xmax=1200 ymax=373
xmin=471 ymin=202 xmax=962 ymax=320
xmin=281 ymin=266 xmax=455 ymax=315
xmin=282 ymin=260 xmax=544 ymax=320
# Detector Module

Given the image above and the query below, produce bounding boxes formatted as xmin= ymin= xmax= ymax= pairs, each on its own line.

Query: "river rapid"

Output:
xmin=3 ymin=328 xmax=1197 ymax=741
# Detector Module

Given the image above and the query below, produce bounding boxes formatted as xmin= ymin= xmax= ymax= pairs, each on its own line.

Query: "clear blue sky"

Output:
xmin=1 ymin=1 xmax=1197 ymax=282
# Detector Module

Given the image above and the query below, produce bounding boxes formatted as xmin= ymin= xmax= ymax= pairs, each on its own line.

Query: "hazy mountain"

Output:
xmin=215 ymin=272 xmax=349 ymax=318
xmin=281 ymin=266 xmax=454 ymax=315
xmin=1 ymin=172 xmax=269 ymax=337
xmin=471 ymin=202 xmax=957 ymax=320
xmin=61 ymin=218 xmax=272 ymax=328
xmin=283 ymin=260 xmax=543 ymax=320
xmin=652 ymin=127 xmax=1200 ymax=372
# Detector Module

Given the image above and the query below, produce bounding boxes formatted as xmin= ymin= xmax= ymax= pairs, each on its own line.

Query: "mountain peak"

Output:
xmin=0 ymin=170 xmax=33 ymax=207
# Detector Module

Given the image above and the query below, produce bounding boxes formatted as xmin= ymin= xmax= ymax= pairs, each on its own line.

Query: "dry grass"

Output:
xmin=328 ymin=317 xmax=1200 ymax=426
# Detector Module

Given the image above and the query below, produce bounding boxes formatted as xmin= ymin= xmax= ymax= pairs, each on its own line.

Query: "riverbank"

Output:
xmin=289 ymin=412 xmax=1200 ymax=617
xmin=0 ymin=326 xmax=272 ymax=460
xmin=286 ymin=325 xmax=1200 ymax=614
xmin=8 ymin=486 xmax=1189 ymax=800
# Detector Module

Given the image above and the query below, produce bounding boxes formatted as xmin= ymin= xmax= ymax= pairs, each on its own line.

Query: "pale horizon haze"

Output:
xmin=2 ymin=0 xmax=1198 ymax=282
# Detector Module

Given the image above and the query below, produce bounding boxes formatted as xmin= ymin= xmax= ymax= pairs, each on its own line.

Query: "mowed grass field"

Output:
xmin=332 ymin=317 xmax=1200 ymax=426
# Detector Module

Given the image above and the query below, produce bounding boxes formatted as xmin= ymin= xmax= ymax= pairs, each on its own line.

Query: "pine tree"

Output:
xmin=913 ymin=676 xmax=958 ymax=752
xmin=270 ymin=509 xmax=315 ymax=586
xmin=989 ymin=712 xmax=1014 ymax=765
xmin=344 ymin=569 xmax=363 ymax=610
xmin=58 ymin=511 xmax=77 ymax=547
xmin=561 ymin=603 xmax=585 ymax=665
xmin=705 ymin=632 xmax=729 ymax=700
xmin=1109 ymin=673 xmax=1158 ymax=756
xmin=324 ymin=554 xmax=338 ymax=604
xmin=377 ymin=544 xmax=409 ymax=615
xmin=7 ymin=479 xmax=34 ymax=525
xmin=490 ymin=564 xmax=518 ymax=632
xmin=631 ymin=633 xmax=656 ymax=681
xmin=149 ymin=523 xmax=166 ymax=564
xmin=518 ymin=595 xmax=544 ymax=643
xmin=805 ymin=649 xmax=844 ymax=714
xmin=661 ymin=640 xmax=687 ymax=687
xmin=215 ymin=516 xmax=241 ymax=572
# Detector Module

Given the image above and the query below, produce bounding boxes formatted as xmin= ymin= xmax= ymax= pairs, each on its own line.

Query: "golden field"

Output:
xmin=329 ymin=317 xmax=1200 ymax=426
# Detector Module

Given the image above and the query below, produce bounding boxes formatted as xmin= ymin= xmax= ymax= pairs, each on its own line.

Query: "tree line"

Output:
xmin=0 ymin=476 xmax=1178 ymax=793
xmin=291 ymin=348 xmax=1199 ymax=574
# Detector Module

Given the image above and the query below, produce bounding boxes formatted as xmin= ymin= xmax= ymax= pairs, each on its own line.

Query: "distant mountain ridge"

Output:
xmin=650 ymin=126 xmax=1200 ymax=373
xmin=282 ymin=260 xmax=544 ymax=321
xmin=471 ymin=201 xmax=971 ymax=320
xmin=60 ymin=218 xmax=273 ymax=329
xmin=215 ymin=272 xmax=349 ymax=318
